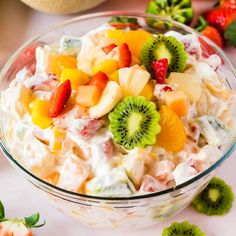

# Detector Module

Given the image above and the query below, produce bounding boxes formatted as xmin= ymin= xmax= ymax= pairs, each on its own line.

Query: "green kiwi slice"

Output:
xmin=108 ymin=96 xmax=161 ymax=150
xmin=162 ymin=221 xmax=206 ymax=236
xmin=140 ymin=34 xmax=187 ymax=77
xmin=192 ymin=177 xmax=234 ymax=216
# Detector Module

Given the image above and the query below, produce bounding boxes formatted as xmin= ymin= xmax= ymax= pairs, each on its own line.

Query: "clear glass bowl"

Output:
xmin=0 ymin=12 xmax=235 ymax=230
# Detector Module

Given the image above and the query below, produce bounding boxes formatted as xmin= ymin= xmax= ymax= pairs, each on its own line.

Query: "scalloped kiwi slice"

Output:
xmin=109 ymin=96 xmax=161 ymax=150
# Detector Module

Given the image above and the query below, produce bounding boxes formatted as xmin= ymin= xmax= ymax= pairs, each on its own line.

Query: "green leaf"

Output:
xmin=0 ymin=201 xmax=5 ymax=220
xmin=224 ymin=22 xmax=236 ymax=47
xmin=24 ymin=212 xmax=45 ymax=228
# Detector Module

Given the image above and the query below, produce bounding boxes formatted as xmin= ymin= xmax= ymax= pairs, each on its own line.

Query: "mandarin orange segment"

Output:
xmin=156 ymin=105 xmax=186 ymax=152
xmin=106 ymin=30 xmax=152 ymax=57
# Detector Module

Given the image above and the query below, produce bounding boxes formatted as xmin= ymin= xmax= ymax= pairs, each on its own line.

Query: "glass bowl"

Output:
xmin=0 ymin=12 xmax=235 ymax=230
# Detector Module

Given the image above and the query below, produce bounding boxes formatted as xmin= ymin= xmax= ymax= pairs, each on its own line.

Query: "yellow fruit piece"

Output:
xmin=46 ymin=172 xmax=60 ymax=185
xmin=19 ymin=85 xmax=32 ymax=112
xmin=109 ymin=70 xmax=119 ymax=83
xmin=140 ymin=80 xmax=154 ymax=100
xmin=156 ymin=105 xmax=186 ymax=152
xmin=76 ymin=85 xmax=101 ymax=107
xmin=47 ymin=54 xmax=77 ymax=76
xmin=60 ymin=68 xmax=89 ymax=90
xmin=168 ymin=72 xmax=202 ymax=103
xmin=50 ymin=127 xmax=66 ymax=152
xmin=130 ymin=56 xmax=141 ymax=66
xmin=92 ymin=59 xmax=118 ymax=76
xmin=31 ymin=99 xmax=52 ymax=129
xmin=106 ymin=30 xmax=152 ymax=57
xmin=163 ymin=90 xmax=188 ymax=117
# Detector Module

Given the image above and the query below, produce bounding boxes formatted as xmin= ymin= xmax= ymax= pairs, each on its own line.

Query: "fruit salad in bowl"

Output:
xmin=0 ymin=12 xmax=235 ymax=229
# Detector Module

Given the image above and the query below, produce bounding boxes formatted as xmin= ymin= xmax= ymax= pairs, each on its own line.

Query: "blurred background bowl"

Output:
xmin=19 ymin=0 xmax=107 ymax=14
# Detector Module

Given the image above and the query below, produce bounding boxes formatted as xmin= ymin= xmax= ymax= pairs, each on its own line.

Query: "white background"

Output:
xmin=0 ymin=0 xmax=235 ymax=235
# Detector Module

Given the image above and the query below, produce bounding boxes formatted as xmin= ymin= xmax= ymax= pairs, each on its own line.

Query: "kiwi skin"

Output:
xmin=162 ymin=221 xmax=206 ymax=236
xmin=108 ymin=96 xmax=161 ymax=150
xmin=140 ymin=34 xmax=187 ymax=78
xmin=192 ymin=177 xmax=234 ymax=216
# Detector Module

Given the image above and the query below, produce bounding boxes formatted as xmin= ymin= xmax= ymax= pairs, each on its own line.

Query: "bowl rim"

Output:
xmin=0 ymin=11 xmax=236 ymax=201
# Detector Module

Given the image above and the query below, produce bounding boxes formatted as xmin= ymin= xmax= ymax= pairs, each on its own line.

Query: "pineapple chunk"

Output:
xmin=19 ymin=85 xmax=32 ymax=112
xmin=89 ymin=81 xmax=123 ymax=118
xmin=109 ymin=70 xmax=119 ymax=83
xmin=119 ymin=65 xmax=150 ymax=98
xmin=76 ymin=85 xmax=101 ymax=107
xmin=168 ymin=72 xmax=202 ymax=103
xmin=50 ymin=127 xmax=66 ymax=152
xmin=163 ymin=90 xmax=188 ymax=117
xmin=60 ymin=68 xmax=89 ymax=90
xmin=31 ymin=99 xmax=52 ymax=129
xmin=92 ymin=59 xmax=119 ymax=76
xmin=140 ymin=80 xmax=155 ymax=100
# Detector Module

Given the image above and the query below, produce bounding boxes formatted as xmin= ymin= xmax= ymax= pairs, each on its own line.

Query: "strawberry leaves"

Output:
xmin=24 ymin=213 xmax=46 ymax=228
xmin=224 ymin=22 xmax=236 ymax=47
xmin=0 ymin=201 xmax=5 ymax=222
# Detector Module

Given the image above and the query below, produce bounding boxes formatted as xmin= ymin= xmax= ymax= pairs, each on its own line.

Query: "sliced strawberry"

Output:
xmin=87 ymin=71 xmax=109 ymax=90
xmin=152 ymin=58 xmax=168 ymax=84
xmin=118 ymin=43 xmax=132 ymax=68
xmin=205 ymin=8 xmax=236 ymax=32
xmin=48 ymin=80 xmax=72 ymax=118
xmin=219 ymin=0 xmax=236 ymax=10
xmin=102 ymin=43 xmax=117 ymax=54
xmin=79 ymin=118 xmax=104 ymax=138
xmin=201 ymin=26 xmax=223 ymax=48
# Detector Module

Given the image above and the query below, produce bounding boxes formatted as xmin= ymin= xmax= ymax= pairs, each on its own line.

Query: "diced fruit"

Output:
xmin=118 ymin=43 xmax=132 ymax=68
xmin=46 ymin=54 xmax=77 ymax=76
xmin=163 ymin=90 xmax=188 ymax=117
xmin=87 ymin=71 xmax=109 ymax=90
xmin=106 ymin=29 xmax=152 ymax=57
xmin=50 ymin=127 xmax=66 ymax=152
xmin=92 ymin=59 xmax=119 ymax=76
xmin=131 ymin=56 xmax=141 ymax=66
xmin=76 ymin=85 xmax=101 ymax=107
xmin=31 ymin=99 xmax=52 ymax=129
xmin=119 ymin=65 xmax=150 ymax=98
xmin=60 ymin=68 xmax=89 ymax=90
xmin=139 ymin=80 xmax=155 ymax=100
xmin=156 ymin=105 xmax=186 ymax=151
xmin=89 ymin=81 xmax=122 ymax=118
xmin=19 ymin=85 xmax=32 ymax=112
xmin=168 ymin=72 xmax=202 ymax=103
xmin=46 ymin=171 xmax=60 ymax=185
xmin=102 ymin=43 xmax=117 ymax=54
xmin=152 ymin=58 xmax=168 ymax=84
xmin=48 ymin=80 xmax=72 ymax=118
xmin=109 ymin=70 xmax=119 ymax=83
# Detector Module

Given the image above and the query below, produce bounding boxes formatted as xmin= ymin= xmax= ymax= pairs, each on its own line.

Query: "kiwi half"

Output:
xmin=192 ymin=177 xmax=234 ymax=216
xmin=140 ymin=34 xmax=187 ymax=77
xmin=109 ymin=96 xmax=161 ymax=150
xmin=162 ymin=221 xmax=206 ymax=236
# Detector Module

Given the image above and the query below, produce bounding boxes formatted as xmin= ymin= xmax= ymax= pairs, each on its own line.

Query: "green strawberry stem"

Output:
xmin=224 ymin=22 xmax=236 ymax=47
xmin=196 ymin=16 xmax=208 ymax=32
xmin=0 ymin=201 xmax=6 ymax=222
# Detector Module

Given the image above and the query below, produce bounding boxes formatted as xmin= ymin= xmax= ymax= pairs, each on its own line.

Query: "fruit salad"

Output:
xmin=1 ymin=17 xmax=235 ymax=198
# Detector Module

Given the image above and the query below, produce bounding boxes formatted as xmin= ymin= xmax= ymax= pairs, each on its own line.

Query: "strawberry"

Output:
xmin=101 ymin=43 xmax=117 ymax=54
xmin=118 ymin=43 xmax=132 ymax=68
xmin=0 ymin=201 xmax=45 ymax=236
xmin=109 ymin=16 xmax=140 ymax=29
xmin=205 ymin=8 xmax=236 ymax=32
xmin=196 ymin=16 xmax=223 ymax=48
xmin=48 ymin=79 xmax=72 ymax=118
xmin=152 ymin=58 xmax=168 ymax=84
xmin=88 ymin=71 xmax=109 ymax=90
xmin=219 ymin=0 xmax=236 ymax=10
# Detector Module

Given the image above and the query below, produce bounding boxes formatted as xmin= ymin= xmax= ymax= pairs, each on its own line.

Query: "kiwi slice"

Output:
xmin=162 ymin=221 xmax=206 ymax=236
xmin=192 ymin=177 xmax=234 ymax=216
xmin=140 ymin=34 xmax=187 ymax=77
xmin=109 ymin=96 xmax=161 ymax=150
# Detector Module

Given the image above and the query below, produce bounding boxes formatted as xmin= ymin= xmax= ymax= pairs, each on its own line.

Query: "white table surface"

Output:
xmin=0 ymin=0 xmax=236 ymax=235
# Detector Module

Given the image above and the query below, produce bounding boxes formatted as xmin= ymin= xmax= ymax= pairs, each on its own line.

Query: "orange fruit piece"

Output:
xmin=156 ymin=105 xmax=186 ymax=152
xmin=106 ymin=30 xmax=152 ymax=57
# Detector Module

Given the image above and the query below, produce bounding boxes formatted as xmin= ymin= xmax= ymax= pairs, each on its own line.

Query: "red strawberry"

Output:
xmin=205 ymin=8 xmax=236 ymax=32
xmin=201 ymin=26 xmax=223 ymax=48
xmin=118 ymin=43 xmax=132 ymax=68
xmin=48 ymin=80 xmax=72 ymax=117
xmin=88 ymin=71 xmax=109 ymax=90
xmin=152 ymin=58 xmax=168 ymax=84
xmin=219 ymin=0 xmax=236 ymax=10
xmin=102 ymin=43 xmax=117 ymax=54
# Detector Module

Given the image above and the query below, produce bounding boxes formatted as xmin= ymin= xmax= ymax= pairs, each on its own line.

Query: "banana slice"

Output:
xmin=89 ymin=81 xmax=122 ymax=118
